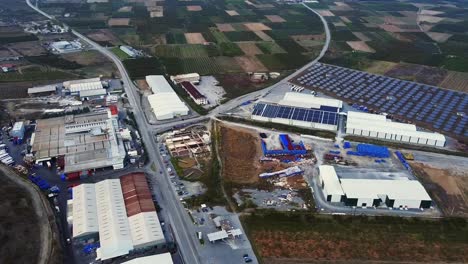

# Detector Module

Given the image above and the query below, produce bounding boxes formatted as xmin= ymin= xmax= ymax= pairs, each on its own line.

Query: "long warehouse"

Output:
xmin=146 ymin=75 xmax=189 ymax=120
xmin=318 ymin=165 xmax=432 ymax=209
xmin=251 ymin=92 xmax=342 ymax=131
xmin=346 ymin=111 xmax=446 ymax=147
xmin=70 ymin=174 xmax=166 ymax=261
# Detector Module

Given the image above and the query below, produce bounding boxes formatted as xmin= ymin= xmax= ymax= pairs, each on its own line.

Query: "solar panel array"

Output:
xmin=294 ymin=63 xmax=468 ymax=139
xmin=252 ymin=102 xmax=339 ymax=125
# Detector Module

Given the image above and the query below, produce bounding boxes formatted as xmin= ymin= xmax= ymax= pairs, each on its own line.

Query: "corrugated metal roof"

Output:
xmin=347 ymin=111 xmax=445 ymax=141
xmin=122 ymin=253 xmax=173 ymax=264
xmin=120 ymin=173 xmax=156 ymax=217
xmin=279 ymin=92 xmax=343 ymax=109
xmin=319 ymin=165 xmax=344 ymax=196
xmin=28 ymin=85 xmax=56 ymax=94
xmin=72 ymin=184 xmax=99 ymax=238
xmin=79 ymin=88 xmax=107 ymax=97
xmin=146 ymin=75 xmax=174 ymax=94
xmin=340 ymin=178 xmax=432 ymax=201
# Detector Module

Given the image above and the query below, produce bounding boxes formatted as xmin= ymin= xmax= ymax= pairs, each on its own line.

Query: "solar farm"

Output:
xmin=292 ymin=63 xmax=468 ymax=140
xmin=251 ymin=102 xmax=339 ymax=129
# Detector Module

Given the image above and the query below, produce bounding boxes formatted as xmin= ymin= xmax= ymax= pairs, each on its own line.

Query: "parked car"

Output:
xmin=243 ymin=254 xmax=252 ymax=263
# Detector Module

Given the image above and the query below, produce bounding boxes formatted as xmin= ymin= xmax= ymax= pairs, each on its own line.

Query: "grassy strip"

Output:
xmin=218 ymin=115 xmax=336 ymax=139
xmin=170 ymin=157 xmax=184 ymax=176
xmin=110 ymin=46 xmax=130 ymax=60
xmin=344 ymin=135 xmax=468 ymax=158
xmin=0 ymin=70 xmax=77 ymax=83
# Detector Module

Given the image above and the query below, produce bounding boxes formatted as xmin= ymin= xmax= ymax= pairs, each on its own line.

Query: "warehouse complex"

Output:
xmin=252 ymin=92 xmax=342 ymax=131
xmin=31 ymin=110 xmax=126 ymax=174
xmin=146 ymin=75 xmax=189 ymax=120
xmin=346 ymin=111 xmax=446 ymax=147
xmin=318 ymin=165 xmax=432 ymax=209
xmin=70 ymin=174 xmax=165 ymax=261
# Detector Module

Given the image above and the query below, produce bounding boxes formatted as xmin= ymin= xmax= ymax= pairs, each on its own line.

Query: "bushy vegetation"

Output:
xmin=122 ymin=57 xmax=165 ymax=79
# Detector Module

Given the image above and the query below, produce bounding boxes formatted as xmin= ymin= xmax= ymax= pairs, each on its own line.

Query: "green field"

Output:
xmin=111 ymin=47 xmax=130 ymax=60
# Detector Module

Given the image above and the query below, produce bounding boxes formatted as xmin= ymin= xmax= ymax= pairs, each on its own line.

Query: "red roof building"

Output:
xmin=120 ymin=172 xmax=155 ymax=217
xmin=180 ymin=81 xmax=208 ymax=105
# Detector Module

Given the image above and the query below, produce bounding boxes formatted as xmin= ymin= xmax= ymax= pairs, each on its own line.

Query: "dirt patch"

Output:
xmin=426 ymin=32 xmax=452 ymax=43
xmin=351 ymin=32 xmax=371 ymax=42
xmin=5 ymin=41 xmax=46 ymax=57
xmin=340 ymin=16 xmax=351 ymax=23
xmin=253 ymin=31 xmax=273 ymax=41
xmin=317 ymin=10 xmax=335 ymax=17
xmin=184 ymin=33 xmax=206 ymax=44
xmin=0 ymin=166 xmax=61 ymax=264
xmin=225 ymin=10 xmax=239 ymax=16
xmin=364 ymin=60 xmax=397 ymax=75
xmin=237 ymin=42 xmax=263 ymax=56
xmin=265 ymin=15 xmax=286 ymax=23
xmin=385 ymin=63 xmax=447 ymax=86
xmin=187 ymin=5 xmax=202 ymax=11
xmin=179 ymin=157 xmax=197 ymax=169
xmin=383 ymin=16 xmax=406 ymax=25
xmin=411 ymin=162 xmax=468 ymax=217
xmin=136 ymin=79 xmax=150 ymax=91
xmin=244 ymin=23 xmax=271 ymax=31
xmin=346 ymin=41 xmax=375 ymax=53
xmin=421 ymin=10 xmax=444 ymax=16
xmin=216 ymin=23 xmax=235 ymax=32
xmin=439 ymin=71 xmax=468 ymax=93
xmin=419 ymin=15 xmax=445 ymax=23
xmin=152 ymin=34 xmax=167 ymax=45
xmin=86 ymin=29 xmax=121 ymax=46
xmin=380 ymin=24 xmax=403 ymax=32
xmin=234 ymin=56 xmax=267 ymax=72
xmin=221 ymin=124 xmax=262 ymax=184
xmin=61 ymin=50 xmax=110 ymax=66
xmin=108 ymin=18 xmax=130 ymax=26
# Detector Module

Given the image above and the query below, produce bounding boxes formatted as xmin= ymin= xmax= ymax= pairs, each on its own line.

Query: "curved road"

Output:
xmin=25 ymin=0 xmax=331 ymax=263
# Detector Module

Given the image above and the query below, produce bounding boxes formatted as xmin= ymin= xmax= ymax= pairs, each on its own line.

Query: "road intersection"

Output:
xmin=25 ymin=0 xmax=330 ymax=262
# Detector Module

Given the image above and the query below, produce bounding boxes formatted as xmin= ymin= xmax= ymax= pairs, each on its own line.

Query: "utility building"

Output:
xmin=180 ymin=81 xmax=208 ymax=105
xmin=318 ymin=165 xmax=432 ymax=209
xmin=318 ymin=165 xmax=344 ymax=202
xmin=346 ymin=111 xmax=446 ymax=147
xmin=252 ymin=92 xmax=342 ymax=131
xmin=146 ymin=75 xmax=189 ymax=120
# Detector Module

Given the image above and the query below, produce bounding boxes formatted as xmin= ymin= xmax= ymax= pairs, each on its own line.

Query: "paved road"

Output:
xmin=25 ymin=0 xmax=331 ymax=263
xmin=26 ymin=1 xmax=202 ymax=263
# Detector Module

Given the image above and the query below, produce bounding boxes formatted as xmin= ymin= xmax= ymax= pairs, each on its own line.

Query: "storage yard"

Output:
xmin=291 ymin=63 xmax=467 ymax=141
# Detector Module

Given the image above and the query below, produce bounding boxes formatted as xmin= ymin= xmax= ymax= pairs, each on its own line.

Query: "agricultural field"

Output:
xmin=243 ymin=211 xmax=468 ymax=263
xmin=317 ymin=0 xmax=468 ymax=74
xmin=37 ymin=0 xmax=326 ymax=77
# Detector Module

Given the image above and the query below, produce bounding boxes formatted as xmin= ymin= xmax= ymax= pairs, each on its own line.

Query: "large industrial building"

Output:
xmin=63 ymin=77 xmax=105 ymax=97
xmin=318 ymin=165 xmax=432 ymax=209
xmin=122 ymin=253 xmax=173 ymax=264
xmin=251 ymin=92 xmax=342 ymax=131
xmin=346 ymin=111 xmax=446 ymax=147
xmin=70 ymin=174 xmax=166 ymax=261
xmin=146 ymin=75 xmax=189 ymax=120
xmin=31 ymin=110 xmax=126 ymax=174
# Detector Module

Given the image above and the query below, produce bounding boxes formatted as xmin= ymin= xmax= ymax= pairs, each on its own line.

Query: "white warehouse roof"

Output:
xmin=340 ymin=178 xmax=432 ymax=201
xmin=79 ymin=88 xmax=107 ymax=98
xmin=69 ymin=81 xmax=104 ymax=93
xmin=146 ymin=76 xmax=189 ymax=120
xmin=128 ymin=212 xmax=165 ymax=248
xmin=64 ymin=77 xmax=101 ymax=88
xmin=72 ymin=184 xmax=99 ymax=238
xmin=122 ymin=253 xmax=173 ymax=264
xmin=146 ymin=75 xmax=175 ymax=94
xmin=346 ymin=111 xmax=446 ymax=142
xmin=95 ymin=179 xmax=134 ymax=261
xmin=319 ymin=165 xmax=344 ymax=196
xmin=278 ymin=92 xmax=343 ymax=109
